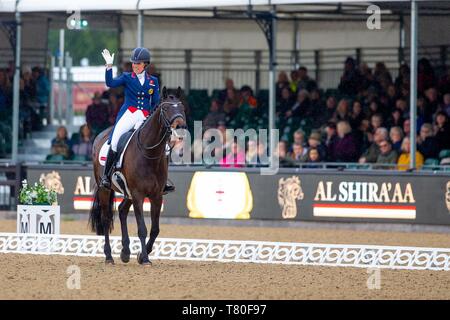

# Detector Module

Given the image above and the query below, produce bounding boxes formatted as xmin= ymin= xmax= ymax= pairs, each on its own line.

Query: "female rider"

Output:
xmin=100 ymin=47 xmax=174 ymax=193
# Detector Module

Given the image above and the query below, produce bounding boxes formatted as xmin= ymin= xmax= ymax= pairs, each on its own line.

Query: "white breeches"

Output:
xmin=110 ymin=109 xmax=147 ymax=152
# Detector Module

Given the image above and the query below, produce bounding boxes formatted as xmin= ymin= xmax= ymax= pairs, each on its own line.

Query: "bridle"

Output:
xmin=136 ymin=100 xmax=185 ymax=160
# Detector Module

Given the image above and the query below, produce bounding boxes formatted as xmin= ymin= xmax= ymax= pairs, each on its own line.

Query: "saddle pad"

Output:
xmin=98 ymin=130 xmax=138 ymax=168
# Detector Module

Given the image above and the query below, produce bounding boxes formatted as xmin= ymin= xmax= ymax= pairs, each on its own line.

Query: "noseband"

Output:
xmin=136 ymin=100 xmax=185 ymax=160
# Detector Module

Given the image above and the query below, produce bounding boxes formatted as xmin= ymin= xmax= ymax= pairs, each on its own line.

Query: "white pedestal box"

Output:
xmin=17 ymin=205 xmax=60 ymax=235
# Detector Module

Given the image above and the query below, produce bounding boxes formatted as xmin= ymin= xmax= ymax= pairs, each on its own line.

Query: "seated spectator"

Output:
xmin=220 ymin=140 xmax=245 ymax=168
xmin=256 ymin=142 xmax=268 ymax=166
xmin=434 ymin=111 xmax=450 ymax=150
xmin=374 ymin=62 xmax=393 ymax=86
xmin=302 ymin=147 xmax=322 ymax=168
xmin=305 ymin=147 xmax=322 ymax=163
xmin=276 ymin=86 xmax=294 ymax=116
xmin=307 ymin=131 xmax=326 ymax=161
xmin=370 ymin=113 xmax=383 ymax=133
xmin=359 ymin=127 xmax=389 ymax=163
xmin=386 ymin=84 xmax=399 ymax=110
xmin=318 ymin=96 xmax=337 ymax=125
xmin=276 ymin=72 xmax=290 ymax=99
xmin=310 ymin=89 xmax=326 ymax=128
xmin=389 ymin=126 xmax=404 ymax=152
xmin=217 ymin=121 xmax=227 ymax=146
xmin=324 ymin=122 xmax=338 ymax=159
xmin=297 ymin=66 xmax=317 ymax=92
xmin=291 ymin=129 xmax=306 ymax=149
xmin=51 ymin=126 xmax=71 ymax=159
xmin=233 ymin=85 xmax=258 ymax=127
xmin=289 ymin=70 xmax=299 ymax=93
xmin=329 ymin=121 xmax=359 ymax=162
xmin=203 ymin=99 xmax=226 ymax=130
xmin=332 ymin=99 xmax=350 ymax=122
xmin=354 ymin=118 xmax=371 ymax=153
xmin=222 ymin=88 xmax=240 ymax=123
xmin=395 ymin=63 xmax=410 ymax=92
xmin=218 ymin=78 xmax=238 ymax=105
xmin=245 ymin=140 xmax=259 ymax=166
xmin=86 ymin=92 xmax=110 ymax=137
xmin=288 ymin=142 xmax=307 ymax=162
xmin=284 ymin=89 xmax=310 ymax=119
xmin=367 ymin=100 xmax=381 ymax=119
xmin=239 ymin=85 xmax=258 ymax=109
xmin=276 ymin=140 xmax=296 ymax=167
xmin=417 ymin=123 xmax=440 ymax=159
xmin=416 ymin=96 xmax=428 ymax=128
xmin=397 ymin=137 xmax=424 ymax=170
xmin=71 ymin=124 xmax=94 ymax=161
xmin=442 ymin=93 xmax=450 ymax=117
xmin=395 ymin=98 xmax=409 ymax=119
xmin=338 ymin=57 xmax=362 ymax=96
xmin=349 ymin=100 xmax=364 ymax=130
xmin=424 ymin=88 xmax=439 ymax=121
xmin=403 ymin=118 xmax=411 ymax=138
xmin=386 ymin=108 xmax=404 ymax=128
xmin=376 ymin=139 xmax=398 ymax=168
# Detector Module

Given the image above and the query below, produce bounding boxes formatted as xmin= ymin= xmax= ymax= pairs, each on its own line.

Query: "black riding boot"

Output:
xmin=100 ymin=148 xmax=118 ymax=189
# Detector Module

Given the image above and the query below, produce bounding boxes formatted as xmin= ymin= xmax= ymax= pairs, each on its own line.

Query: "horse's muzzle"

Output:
xmin=170 ymin=116 xmax=187 ymax=130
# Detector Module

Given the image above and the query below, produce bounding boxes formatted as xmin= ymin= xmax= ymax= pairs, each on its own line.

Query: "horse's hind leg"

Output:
xmin=132 ymin=194 xmax=151 ymax=265
xmin=146 ymin=196 xmax=162 ymax=255
xmin=99 ymin=188 xmax=114 ymax=264
xmin=118 ymin=198 xmax=132 ymax=263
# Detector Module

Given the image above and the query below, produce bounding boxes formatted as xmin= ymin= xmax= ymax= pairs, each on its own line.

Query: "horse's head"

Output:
xmin=160 ymin=86 xmax=187 ymax=138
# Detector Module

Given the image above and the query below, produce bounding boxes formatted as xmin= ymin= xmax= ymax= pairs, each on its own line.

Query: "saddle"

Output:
xmin=99 ymin=128 xmax=137 ymax=169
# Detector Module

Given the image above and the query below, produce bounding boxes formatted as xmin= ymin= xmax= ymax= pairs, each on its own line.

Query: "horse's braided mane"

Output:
xmin=139 ymin=94 xmax=180 ymax=130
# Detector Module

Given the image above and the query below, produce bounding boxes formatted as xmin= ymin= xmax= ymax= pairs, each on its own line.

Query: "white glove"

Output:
xmin=101 ymin=49 xmax=114 ymax=65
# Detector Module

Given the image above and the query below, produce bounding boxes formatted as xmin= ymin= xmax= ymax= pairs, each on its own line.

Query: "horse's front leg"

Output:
xmin=132 ymin=194 xmax=151 ymax=265
xmin=146 ymin=196 xmax=162 ymax=255
xmin=118 ymin=198 xmax=132 ymax=263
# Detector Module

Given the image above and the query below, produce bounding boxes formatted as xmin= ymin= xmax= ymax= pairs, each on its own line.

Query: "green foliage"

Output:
xmin=19 ymin=180 xmax=57 ymax=205
xmin=48 ymin=28 xmax=118 ymax=66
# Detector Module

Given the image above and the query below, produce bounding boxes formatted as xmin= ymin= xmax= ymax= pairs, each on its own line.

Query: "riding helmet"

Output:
xmin=130 ymin=47 xmax=151 ymax=64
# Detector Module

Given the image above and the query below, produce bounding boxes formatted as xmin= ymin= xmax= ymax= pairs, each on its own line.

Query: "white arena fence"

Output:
xmin=0 ymin=232 xmax=449 ymax=271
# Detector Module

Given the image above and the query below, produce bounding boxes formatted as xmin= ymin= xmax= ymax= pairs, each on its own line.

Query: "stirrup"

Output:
xmin=162 ymin=183 xmax=175 ymax=195
xmin=100 ymin=175 xmax=111 ymax=189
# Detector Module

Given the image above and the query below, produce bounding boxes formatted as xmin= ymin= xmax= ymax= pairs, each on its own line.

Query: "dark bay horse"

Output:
xmin=89 ymin=87 xmax=186 ymax=265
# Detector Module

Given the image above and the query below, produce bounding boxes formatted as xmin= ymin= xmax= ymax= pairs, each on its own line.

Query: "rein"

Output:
xmin=136 ymin=101 xmax=184 ymax=160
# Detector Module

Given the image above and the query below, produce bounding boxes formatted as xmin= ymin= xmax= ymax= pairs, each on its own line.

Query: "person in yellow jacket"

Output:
xmin=397 ymin=137 xmax=424 ymax=170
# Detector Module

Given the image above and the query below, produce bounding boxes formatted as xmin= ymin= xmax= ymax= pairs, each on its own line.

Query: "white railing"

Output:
xmin=1 ymin=232 xmax=449 ymax=271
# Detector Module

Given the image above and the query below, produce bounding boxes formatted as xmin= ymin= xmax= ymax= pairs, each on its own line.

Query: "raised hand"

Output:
xmin=101 ymin=49 xmax=115 ymax=65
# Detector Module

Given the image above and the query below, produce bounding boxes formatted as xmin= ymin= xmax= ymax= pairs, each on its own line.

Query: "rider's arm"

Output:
xmin=105 ymin=68 xmax=125 ymax=88
xmin=151 ymin=78 xmax=161 ymax=110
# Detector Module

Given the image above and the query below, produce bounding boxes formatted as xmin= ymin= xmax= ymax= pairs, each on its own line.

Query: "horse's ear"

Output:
xmin=162 ymin=87 xmax=168 ymax=99
xmin=176 ymin=86 xmax=183 ymax=99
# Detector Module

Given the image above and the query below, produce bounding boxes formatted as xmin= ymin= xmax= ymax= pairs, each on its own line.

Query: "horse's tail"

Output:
xmin=88 ymin=185 xmax=115 ymax=236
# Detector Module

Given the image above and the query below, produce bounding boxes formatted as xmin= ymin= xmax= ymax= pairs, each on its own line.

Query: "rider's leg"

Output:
xmin=163 ymin=143 xmax=175 ymax=194
xmin=100 ymin=110 xmax=135 ymax=189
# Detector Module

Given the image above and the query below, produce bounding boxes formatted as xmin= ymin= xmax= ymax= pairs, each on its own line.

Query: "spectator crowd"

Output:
xmin=198 ymin=57 xmax=450 ymax=169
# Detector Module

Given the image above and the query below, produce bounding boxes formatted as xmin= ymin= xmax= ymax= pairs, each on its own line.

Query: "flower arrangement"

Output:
xmin=18 ymin=180 xmax=57 ymax=205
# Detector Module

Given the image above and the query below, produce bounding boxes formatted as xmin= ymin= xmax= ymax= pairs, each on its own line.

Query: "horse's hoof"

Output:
xmin=120 ymin=250 xmax=130 ymax=263
xmin=137 ymin=252 xmax=152 ymax=266
xmin=105 ymin=258 xmax=115 ymax=265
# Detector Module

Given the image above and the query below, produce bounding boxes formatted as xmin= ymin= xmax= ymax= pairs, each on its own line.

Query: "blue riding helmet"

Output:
xmin=130 ymin=47 xmax=151 ymax=64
